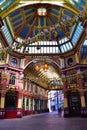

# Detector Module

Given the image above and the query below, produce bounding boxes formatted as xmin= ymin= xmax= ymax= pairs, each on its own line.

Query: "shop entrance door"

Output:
xmin=5 ymin=91 xmax=18 ymax=110
xmin=67 ymin=91 xmax=81 ymax=116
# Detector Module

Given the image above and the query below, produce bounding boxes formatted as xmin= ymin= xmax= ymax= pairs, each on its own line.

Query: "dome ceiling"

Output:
xmin=0 ymin=0 xmax=86 ymax=54
xmin=0 ymin=0 xmax=87 ymax=90
xmin=8 ymin=3 xmax=74 ymax=40
xmin=0 ymin=0 xmax=87 ymax=54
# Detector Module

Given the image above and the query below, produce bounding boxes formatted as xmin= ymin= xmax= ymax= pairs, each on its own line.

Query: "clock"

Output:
xmin=11 ymin=58 xmax=17 ymax=66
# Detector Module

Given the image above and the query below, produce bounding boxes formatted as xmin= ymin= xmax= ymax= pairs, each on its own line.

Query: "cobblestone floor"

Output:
xmin=0 ymin=111 xmax=87 ymax=130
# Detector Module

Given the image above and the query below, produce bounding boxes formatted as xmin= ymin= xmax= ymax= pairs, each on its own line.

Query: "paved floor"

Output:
xmin=0 ymin=111 xmax=87 ymax=130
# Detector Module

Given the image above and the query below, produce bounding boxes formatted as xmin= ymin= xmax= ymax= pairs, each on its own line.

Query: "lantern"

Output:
xmin=43 ymin=63 xmax=48 ymax=72
xmin=35 ymin=65 xmax=40 ymax=71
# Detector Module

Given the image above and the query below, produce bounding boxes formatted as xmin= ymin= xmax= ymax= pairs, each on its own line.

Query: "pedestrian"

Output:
xmin=58 ymin=107 xmax=62 ymax=116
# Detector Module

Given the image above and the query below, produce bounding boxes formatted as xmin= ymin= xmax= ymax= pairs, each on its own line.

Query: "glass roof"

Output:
xmin=0 ymin=0 xmax=15 ymax=11
xmin=1 ymin=19 xmax=84 ymax=54
xmin=0 ymin=0 xmax=86 ymax=55
xmin=71 ymin=22 xmax=83 ymax=45
xmin=69 ymin=0 xmax=86 ymax=10
xmin=1 ymin=20 xmax=13 ymax=45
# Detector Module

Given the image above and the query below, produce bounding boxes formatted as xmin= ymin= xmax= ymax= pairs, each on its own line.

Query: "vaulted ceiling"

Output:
xmin=24 ymin=58 xmax=62 ymax=90
xmin=0 ymin=0 xmax=86 ymax=54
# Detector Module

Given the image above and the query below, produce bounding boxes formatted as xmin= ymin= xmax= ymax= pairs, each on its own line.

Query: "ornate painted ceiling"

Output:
xmin=0 ymin=0 xmax=87 ymax=90
xmin=0 ymin=0 xmax=86 ymax=54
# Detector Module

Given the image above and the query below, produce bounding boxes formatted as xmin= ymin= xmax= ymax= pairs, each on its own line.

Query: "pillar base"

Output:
xmin=5 ymin=110 xmax=23 ymax=119
xmin=81 ymin=107 xmax=87 ymax=117
xmin=0 ymin=109 xmax=5 ymax=119
xmin=64 ymin=108 xmax=70 ymax=117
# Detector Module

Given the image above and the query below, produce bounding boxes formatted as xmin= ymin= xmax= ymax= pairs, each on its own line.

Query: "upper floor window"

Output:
xmin=9 ymin=74 xmax=16 ymax=85
xmin=0 ymin=53 xmax=5 ymax=60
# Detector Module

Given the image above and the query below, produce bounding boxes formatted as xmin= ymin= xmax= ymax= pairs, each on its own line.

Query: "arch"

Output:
xmin=24 ymin=57 xmax=61 ymax=70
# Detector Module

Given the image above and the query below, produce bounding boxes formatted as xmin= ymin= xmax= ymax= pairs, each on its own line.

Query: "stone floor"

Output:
xmin=0 ymin=111 xmax=87 ymax=130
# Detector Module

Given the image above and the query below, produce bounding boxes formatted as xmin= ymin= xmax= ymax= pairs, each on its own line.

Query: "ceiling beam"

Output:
xmin=15 ymin=12 xmax=37 ymax=36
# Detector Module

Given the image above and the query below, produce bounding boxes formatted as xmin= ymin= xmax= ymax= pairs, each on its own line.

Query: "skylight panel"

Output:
xmin=69 ymin=0 xmax=85 ymax=10
xmin=62 ymin=44 xmax=67 ymax=52
xmin=62 ymin=38 xmax=65 ymax=43
xmin=65 ymin=43 xmax=70 ymax=50
xmin=16 ymin=37 xmax=23 ymax=43
xmin=59 ymin=40 xmax=62 ymax=45
xmin=20 ymin=46 xmax=24 ymax=53
xmin=83 ymin=40 xmax=87 ymax=46
xmin=0 ymin=0 xmax=6 ymax=5
xmin=55 ymin=48 xmax=60 ymax=53
xmin=71 ymin=22 xmax=83 ymax=45
xmin=1 ymin=20 xmax=13 ymax=45
xmin=59 ymin=37 xmax=69 ymax=45
xmin=1 ymin=0 xmax=15 ymax=10
xmin=65 ymin=37 xmax=68 ymax=42
xmin=70 ymin=24 xmax=76 ymax=38
xmin=74 ymin=0 xmax=85 ymax=5
xmin=60 ymin=46 xmax=65 ymax=53
xmin=68 ymin=42 xmax=73 ymax=49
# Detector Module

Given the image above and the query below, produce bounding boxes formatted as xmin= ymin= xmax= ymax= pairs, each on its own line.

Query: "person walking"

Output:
xmin=58 ymin=107 xmax=62 ymax=116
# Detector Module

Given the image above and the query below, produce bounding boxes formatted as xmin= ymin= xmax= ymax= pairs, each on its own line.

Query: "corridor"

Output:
xmin=0 ymin=112 xmax=87 ymax=130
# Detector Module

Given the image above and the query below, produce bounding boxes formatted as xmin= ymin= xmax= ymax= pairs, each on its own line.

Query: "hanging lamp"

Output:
xmin=35 ymin=64 xmax=40 ymax=71
xmin=43 ymin=63 xmax=48 ymax=72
